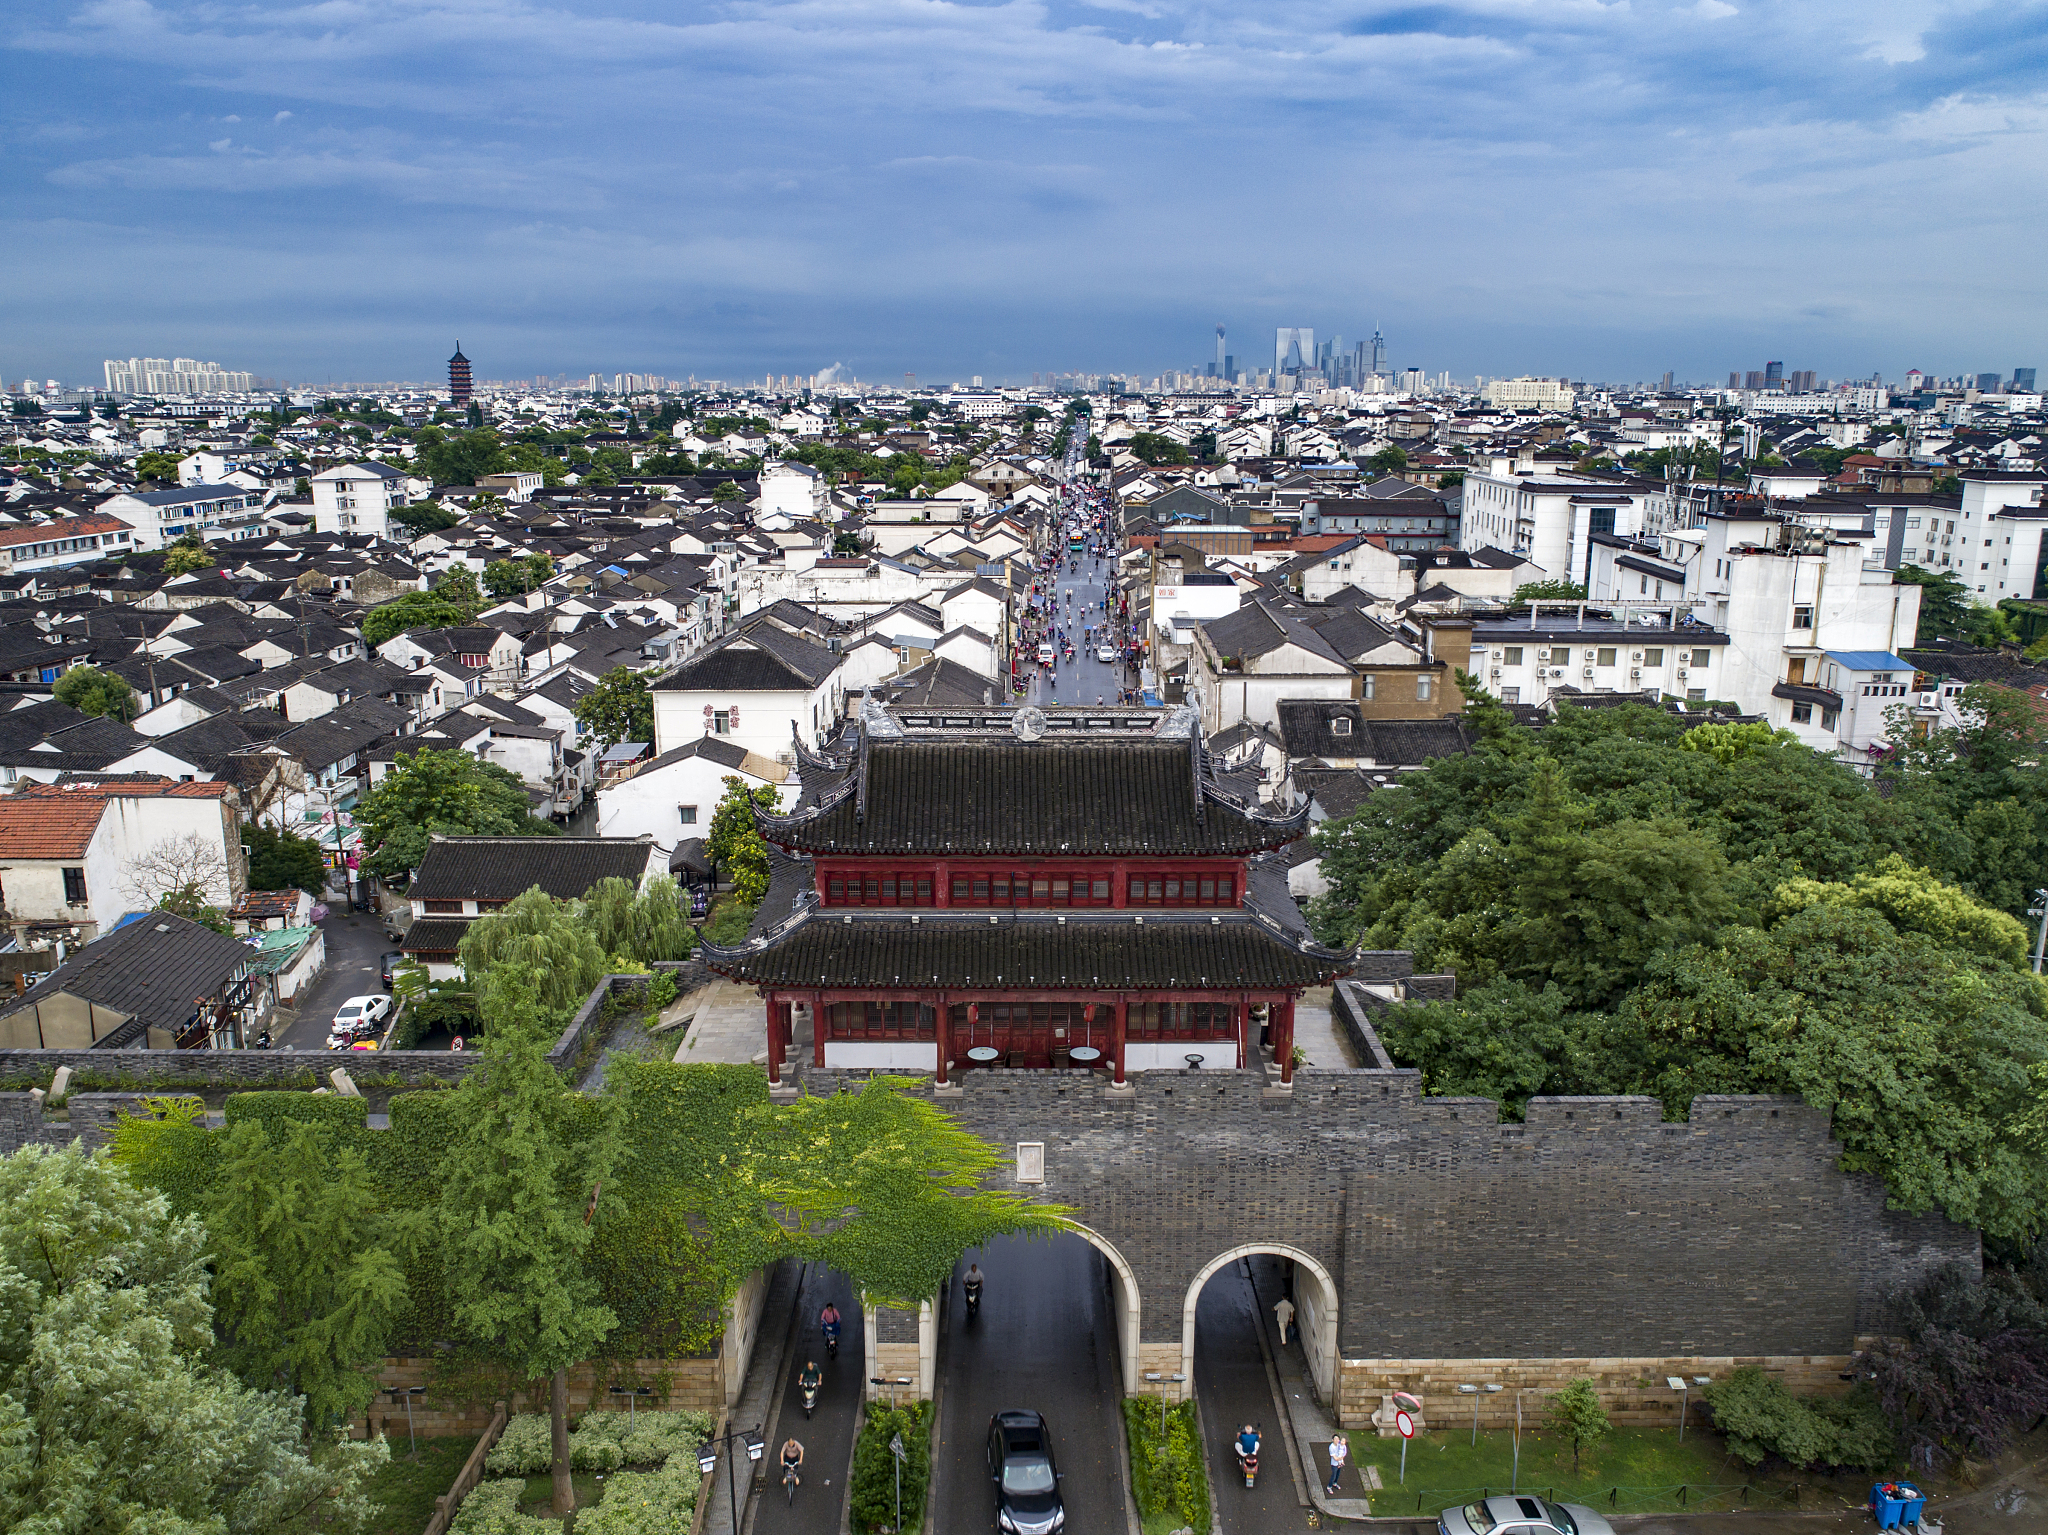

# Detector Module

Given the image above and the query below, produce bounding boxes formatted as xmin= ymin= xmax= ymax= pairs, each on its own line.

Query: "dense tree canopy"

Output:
xmin=572 ymin=665 xmax=655 ymax=749
xmin=355 ymin=747 xmax=559 ymax=879
xmin=52 ymin=664 xmax=138 ymax=722
xmin=1316 ymin=698 xmax=2048 ymax=1244
xmin=245 ymin=822 xmax=328 ymax=894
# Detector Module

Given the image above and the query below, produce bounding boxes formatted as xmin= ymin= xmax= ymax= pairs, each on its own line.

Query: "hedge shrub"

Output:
xmin=1703 ymin=1365 xmax=1893 ymax=1470
xmin=1122 ymin=1398 xmax=1207 ymax=1534
xmin=576 ymin=1458 xmax=705 ymax=1535
xmin=850 ymin=1400 xmax=932 ymax=1534
xmin=447 ymin=1478 xmax=558 ymax=1534
xmin=486 ymin=1409 xmax=717 ymax=1478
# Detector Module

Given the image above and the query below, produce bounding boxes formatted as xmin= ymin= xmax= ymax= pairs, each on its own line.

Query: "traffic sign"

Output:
xmin=1395 ymin=1409 xmax=1415 ymax=1439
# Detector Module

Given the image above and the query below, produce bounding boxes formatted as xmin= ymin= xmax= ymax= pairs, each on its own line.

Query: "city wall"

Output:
xmin=799 ymin=1062 xmax=1975 ymax=1423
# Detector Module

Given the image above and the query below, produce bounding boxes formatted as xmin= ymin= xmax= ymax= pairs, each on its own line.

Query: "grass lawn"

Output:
xmin=1347 ymin=1424 xmax=1840 ymax=1518
xmin=363 ymin=1435 xmax=478 ymax=1535
xmin=515 ymin=1469 xmax=609 ymax=1518
xmin=1139 ymin=1514 xmax=1186 ymax=1535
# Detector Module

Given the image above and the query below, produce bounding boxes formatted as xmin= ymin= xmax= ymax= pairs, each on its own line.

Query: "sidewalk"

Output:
xmin=1243 ymin=1256 xmax=1375 ymax=1521
xmin=702 ymin=1257 xmax=805 ymax=1535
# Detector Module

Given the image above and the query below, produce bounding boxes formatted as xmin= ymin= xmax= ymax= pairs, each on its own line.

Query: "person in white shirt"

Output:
xmin=1325 ymin=1434 xmax=1348 ymax=1494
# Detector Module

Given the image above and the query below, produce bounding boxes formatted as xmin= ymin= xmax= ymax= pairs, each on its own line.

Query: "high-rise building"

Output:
xmin=1764 ymin=360 xmax=1784 ymax=389
xmin=103 ymin=357 xmax=254 ymax=396
xmin=448 ymin=343 xmax=472 ymax=406
xmin=1744 ymin=371 xmax=1765 ymax=391
xmin=2015 ymin=368 xmax=2037 ymax=392
xmin=1369 ymin=331 xmax=1385 ymax=377
xmin=1661 ymin=371 xmax=1675 ymax=392
xmin=1789 ymin=370 xmax=1817 ymax=394
xmin=1274 ymin=328 xmax=1314 ymax=377
xmin=1214 ymin=326 xmax=1226 ymax=379
xmin=1976 ymin=373 xmax=2003 ymax=392
xmin=1728 ymin=372 xmax=1740 ymax=389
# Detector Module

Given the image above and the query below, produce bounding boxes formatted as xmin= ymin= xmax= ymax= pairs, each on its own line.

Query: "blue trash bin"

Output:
xmin=1870 ymin=1483 xmax=1922 ymax=1529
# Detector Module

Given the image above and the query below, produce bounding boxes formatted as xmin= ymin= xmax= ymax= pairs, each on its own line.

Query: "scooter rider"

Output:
xmin=819 ymin=1301 xmax=842 ymax=1354
xmin=799 ymin=1358 xmax=822 ymax=1395
xmin=1236 ymin=1423 xmax=1261 ymax=1460
xmin=964 ymin=1262 xmax=984 ymax=1316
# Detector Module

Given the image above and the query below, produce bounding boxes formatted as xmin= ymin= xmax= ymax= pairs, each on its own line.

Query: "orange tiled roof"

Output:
xmin=0 ymin=781 xmax=230 ymax=859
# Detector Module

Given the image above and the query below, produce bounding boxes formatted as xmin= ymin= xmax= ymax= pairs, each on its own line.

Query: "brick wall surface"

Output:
xmin=368 ymin=1356 xmax=725 ymax=1438
xmin=791 ymin=1066 xmax=1976 ymax=1365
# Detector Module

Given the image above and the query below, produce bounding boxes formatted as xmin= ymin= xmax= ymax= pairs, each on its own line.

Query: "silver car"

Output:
xmin=1440 ymin=1496 xmax=1615 ymax=1535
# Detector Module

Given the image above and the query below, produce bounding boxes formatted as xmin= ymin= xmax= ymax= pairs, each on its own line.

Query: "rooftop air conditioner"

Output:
xmin=1538 ymin=649 xmax=1553 ymax=662
xmin=1676 ymin=667 xmax=1689 ymax=679
xmin=1489 ymin=668 xmax=1501 ymax=679
xmin=1548 ymin=667 xmax=1565 ymax=677
xmin=1630 ymin=650 xmax=1643 ymax=661
xmin=1630 ymin=668 xmax=1641 ymax=680
xmin=1583 ymin=667 xmax=1596 ymax=678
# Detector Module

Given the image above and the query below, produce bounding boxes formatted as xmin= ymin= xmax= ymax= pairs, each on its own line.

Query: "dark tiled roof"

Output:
xmin=408 ymin=834 xmax=653 ymax=901
xmin=763 ymin=737 xmax=1303 ymax=856
xmin=5 ymin=912 xmax=255 ymax=1046
xmin=703 ymin=911 xmax=1348 ymax=988
xmin=652 ymin=624 xmax=838 ymax=693
xmin=399 ymin=916 xmax=474 ymax=955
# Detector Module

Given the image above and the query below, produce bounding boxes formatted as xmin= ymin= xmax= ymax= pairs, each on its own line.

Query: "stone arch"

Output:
xmin=1181 ymin=1243 xmax=1339 ymax=1404
xmin=1064 ymin=1222 xmax=1142 ymax=1391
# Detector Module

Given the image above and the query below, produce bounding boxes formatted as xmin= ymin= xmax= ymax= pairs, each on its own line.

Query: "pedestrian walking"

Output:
xmin=1274 ymin=1295 xmax=1295 ymax=1345
xmin=1325 ymin=1434 xmax=1348 ymax=1495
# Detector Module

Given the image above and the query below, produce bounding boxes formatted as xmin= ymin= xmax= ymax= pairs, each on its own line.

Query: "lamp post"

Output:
xmin=1141 ymin=1372 xmax=1185 ymax=1438
xmin=2031 ymin=888 xmax=2047 ymax=973
xmin=695 ymin=1423 xmax=765 ymax=1535
xmin=1670 ymin=1375 xmax=1710 ymax=1442
xmin=389 ymin=1386 xmax=426 ymax=1457
xmin=1457 ymin=1384 xmax=1479 ymax=1445
xmin=609 ymin=1385 xmax=653 ymax=1429
xmin=869 ymin=1375 xmax=912 ymax=1410
xmin=889 ymin=1431 xmax=907 ymax=1535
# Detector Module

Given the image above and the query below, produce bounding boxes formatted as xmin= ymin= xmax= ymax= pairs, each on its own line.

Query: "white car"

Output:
xmin=330 ymin=994 xmax=393 ymax=1042
xmin=1097 ymin=645 xmax=1116 ymax=663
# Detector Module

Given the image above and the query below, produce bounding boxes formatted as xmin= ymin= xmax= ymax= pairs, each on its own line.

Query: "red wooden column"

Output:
xmin=1276 ymin=995 xmax=1297 ymax=1084
xmin=1112 ymin=998 xmax=1128 ymax=1085
xmin=934 ymin=992 xmax=951 ymax=1086
xmin=935 ymin=863 xmax=951 ymax=908
xmin=811 ymin=990 xmax=827 ymax=1067
xmin=766 ymin=993 xmax=785 ymax=1084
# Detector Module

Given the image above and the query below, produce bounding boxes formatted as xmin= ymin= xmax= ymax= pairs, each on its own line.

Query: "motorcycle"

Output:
xmin=964 ymin=1282 xmax=982 ymax=1322
xmin=1236 ymin=1433 xmax=1260 ymax=1489
xmin=802 ymin=1379 xmax=819 ymax=1418
xmin=822 ymin=1319 xmax=841 ymax=1360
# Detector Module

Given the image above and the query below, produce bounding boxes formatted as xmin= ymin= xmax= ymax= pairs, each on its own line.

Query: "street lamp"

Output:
xmin=696 ymin=1424 xmax=765 ymax=1535
xmin=1141 ymin=1372 xmax=1185 ymax=1438
xmin=869 ymin=1375 xmax=912 ymax=1410
xmin=2030 ymin=888 xmax=2047 ymax=973
xmin=608 ymin=1385 xmax=653 ymax=1428
xmin=889 ymin=1430 xmax=908 ymax=1535
xmin=389 ymin=1386 xmax=427 ymax=1457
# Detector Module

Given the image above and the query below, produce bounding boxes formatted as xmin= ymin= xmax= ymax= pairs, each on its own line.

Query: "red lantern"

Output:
xmin=1083 ymin=1003 xmax=1095 ymax=1022
xmin=968 ymin=1004 xmax=979 ymax=1023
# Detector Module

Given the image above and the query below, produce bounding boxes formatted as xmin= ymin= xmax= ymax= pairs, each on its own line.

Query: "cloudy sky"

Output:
xmin=4 ymin=0 xmax=2045 ymax=386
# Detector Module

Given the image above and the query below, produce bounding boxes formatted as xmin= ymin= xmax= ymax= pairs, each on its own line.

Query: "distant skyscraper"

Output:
xmin=1764 ymin=360 xmax=1783 ymax=389
xmin=1744 ymin=370 xmax=1765 ymax=390
xmin=1728 ymin=372 xmax=1740 ymax=388
xmin=1976 ymin=372 xmax=2003 ymax=392
xmin=1214 ymin=326 xmax=1226 ymax=379
xmin=2016 ymin=368 xmax=2038 ymax=392
xmin=1661 ymin=371 xmax=1674 ymax=392
xmin=448 ymin=343 xmax=472 ymax=406
xmin=1368 ymin=331 xmax=1385 ymax=377
xmin=1274 ymin=328 xmax=1314 ymax=377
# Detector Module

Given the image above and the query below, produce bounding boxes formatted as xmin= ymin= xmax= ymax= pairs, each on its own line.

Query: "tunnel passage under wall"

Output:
xmin=800 ymin=1066 xmax=1977 ymax=1371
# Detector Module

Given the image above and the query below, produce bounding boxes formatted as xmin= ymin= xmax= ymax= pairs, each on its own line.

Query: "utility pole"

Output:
xmin=2032 ymin=888 xmax=2048 ymax=974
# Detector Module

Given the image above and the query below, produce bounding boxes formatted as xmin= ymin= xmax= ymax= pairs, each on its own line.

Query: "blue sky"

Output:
xmin=4 ymin=0 xmax=2045 ymax=386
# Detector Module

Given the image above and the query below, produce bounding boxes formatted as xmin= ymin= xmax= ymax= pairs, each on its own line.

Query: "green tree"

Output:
xmin=133 ymin=450 xmax=182 ymax=483
xmin=0 ymin=1142 xmax=386 ymax=1533
xmin=163 ymin=533 xmax=215 ymax=577
xmin=417 ymin=426 xmax=508 ymax=487
xmin=458 ymin=887 xmax=608 ymax=1020
xmin=428 ymin=975 xmax=621 ymax=1515
xmin=706 ymin=775 xmax=782 ymax=905
xmin=359 ymin=588 xmax=480 ymax=647
xmin=355 ymin=747 xmax=559 ymax=880
xmin=1128 ymin=432 xmax=1191 ymax=466
xmin=205 ymin=1119 xmax=408 ymax=1429
xmin=582 ymin=874 xmax=695 ymax=967
xmin=389 ymin=500 xmax=461 ymax=536
xmin=52 ymin=663 xmax=139 ymax=722
xmin=1895 ymin=564 xmax=1973 ymax=643
xmin=245 ymin=822 xmax=328 ymax=894
xmin=158 ymin=880 xmax=233 ymax=933
xmin=711 ymin=479 xmax=742 ymax=502
xmin=1549 ymin=1378 xmax=1610 ymax=1470
xmin=1368 ymin=444 xmax=1408 ymax=473
xmin=482 ymin=552 xmax=553 ymax=599
xmin=573 ymin=666 xmax=656 ymax=749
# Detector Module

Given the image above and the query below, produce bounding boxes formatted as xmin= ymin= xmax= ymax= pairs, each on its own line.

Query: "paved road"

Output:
xmin=762 ymin=1265 xmax=864 ymax=1532
xmin=1195 ymin=1259 xmax=1309 ymax=1534
xmin=933 ymin=1233 xmax=1129 ymax=1535
xmin=1023 ymin=542 xmax=1134 ymax=708
xmin=275 ymin=904 xmax=396 ymax=1049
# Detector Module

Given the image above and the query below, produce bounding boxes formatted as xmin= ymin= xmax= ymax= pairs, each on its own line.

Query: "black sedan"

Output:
xmin=987 ymin=1409 xmax=1064 ymax=1535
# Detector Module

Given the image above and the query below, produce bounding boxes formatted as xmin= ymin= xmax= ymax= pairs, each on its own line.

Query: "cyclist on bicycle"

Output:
xmin=781 ymin=1437 xmax=804 ymax=1488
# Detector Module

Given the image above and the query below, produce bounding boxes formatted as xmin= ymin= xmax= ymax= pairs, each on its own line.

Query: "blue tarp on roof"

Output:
xmin=1826 ymin=651 xmax=1912 ymax=672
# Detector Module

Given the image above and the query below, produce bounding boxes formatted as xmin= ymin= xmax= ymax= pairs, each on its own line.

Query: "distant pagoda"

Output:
xmin=448 ymin=342 xmax=472 ymax=406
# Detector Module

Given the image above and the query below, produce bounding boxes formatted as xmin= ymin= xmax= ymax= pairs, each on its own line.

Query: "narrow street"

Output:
xmin=932 ymin=1232 xmax=1130 ymax=1533
xmin=757 ymin=1264 xmax=864 ymax=1534
xmin=1195 ymin=1258 xmax=1311 ymax=1534
xmin=274 ymin=905 xmax=394 ymax=1049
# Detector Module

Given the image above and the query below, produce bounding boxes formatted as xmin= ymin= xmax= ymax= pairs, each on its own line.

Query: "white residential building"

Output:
xmin=650 ymin=624 xmax=846 ymax=762
xmin=1458 ymin=469 xmax=1640 ymax=587
xmin=1482 ymin=377 xmax=1575 ymax=410
xmin=310 ymin=462 xmax=408 ymax=539
xmin=98 ymin=484 xmax=266 ymax=551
